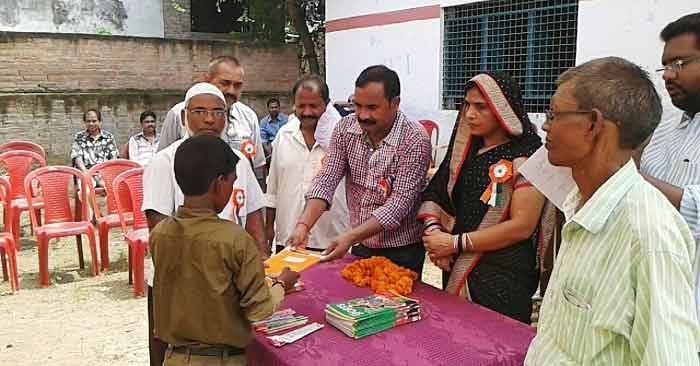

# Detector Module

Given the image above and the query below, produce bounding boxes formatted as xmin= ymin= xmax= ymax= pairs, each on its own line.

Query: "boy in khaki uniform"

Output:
xmin=150 ymin=134 xmax=298 ymax=366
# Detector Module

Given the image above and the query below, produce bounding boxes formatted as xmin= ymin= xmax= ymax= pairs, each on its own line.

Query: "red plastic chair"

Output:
xmin=113 ymin=167 xmax=148 ymax=297
xmin=419 ymin=120 xmax=440 ymax=167
xmin=0 ymin=140 xmax=47 ymax=160
xmin=25 ymin=166 xmax=99 ymax=287
xmin=87 ymin=160 xmax=139 ymax=271
xmin=0 ymin=150 xmax=47 ymax=248
xmin=0 ymin=177 xmax=19 ymax=293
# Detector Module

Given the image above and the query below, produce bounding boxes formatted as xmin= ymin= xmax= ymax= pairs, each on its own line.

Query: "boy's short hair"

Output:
xmin=174 ymin=135 xmax=239 ymax=196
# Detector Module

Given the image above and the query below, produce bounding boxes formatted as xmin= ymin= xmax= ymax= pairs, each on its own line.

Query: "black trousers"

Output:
xmin=350 ymin=242 xmax=425 ymax=280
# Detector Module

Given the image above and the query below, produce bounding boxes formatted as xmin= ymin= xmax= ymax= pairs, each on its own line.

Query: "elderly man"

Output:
xmin=287 ymin=65 xmax=432 ymax=276
xmin=155 ymin=56 xmax=266 ymax=252
xmin=525 ymin=57 xmax=700 ymax=365
xmin=70 ymin=108 xmax=119 ymax=186
xmin=639 ymin=12 xmax=700 ymax=319
xmin=157 ymin=56 xmax=267 ymax=188
xmin=265 ymin=75 xmax=349 ymax=253
xmin=143 ymin=83 xmax=265 ymax=366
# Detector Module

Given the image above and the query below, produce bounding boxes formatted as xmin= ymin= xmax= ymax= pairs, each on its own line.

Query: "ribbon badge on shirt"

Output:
xmin=231 ymin=188 xmax=245 ymax=218
xmin=241 ymin=139 xmax=256 ymax=160
xmin=378 ymin=177 xmax=393 ymax=200
xmin=480 ymin=160 xmax=513 ymax=207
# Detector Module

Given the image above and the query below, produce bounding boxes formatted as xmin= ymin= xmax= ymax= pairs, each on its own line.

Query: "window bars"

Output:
xmin=442 ymin=0 xmax=579 ymax=113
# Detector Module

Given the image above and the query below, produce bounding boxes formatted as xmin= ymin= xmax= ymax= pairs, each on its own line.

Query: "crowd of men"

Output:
xmin=65 ymin=11 xmax=700 ymax=366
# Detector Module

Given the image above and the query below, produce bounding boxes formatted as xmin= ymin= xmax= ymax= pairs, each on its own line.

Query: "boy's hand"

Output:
xmin=277 ymin=267 xmax=300 ymax=290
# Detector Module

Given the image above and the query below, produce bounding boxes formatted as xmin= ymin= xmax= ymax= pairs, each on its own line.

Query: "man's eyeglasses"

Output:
xmin=544 ymin=109 xmax=593 ymax=122
xmin=189 ymin=108 xmax=227 ymax=119
xmin=656 ymin=56 xmax=700 ymax=74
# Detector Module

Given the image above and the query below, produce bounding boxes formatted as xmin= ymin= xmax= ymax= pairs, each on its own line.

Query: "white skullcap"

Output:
xmin=184 ymin=82 xmax=226 ymax=107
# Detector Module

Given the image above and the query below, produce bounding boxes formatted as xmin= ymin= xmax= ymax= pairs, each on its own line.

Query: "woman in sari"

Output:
xmin=419 ymin=71 xmax=552 ymax=324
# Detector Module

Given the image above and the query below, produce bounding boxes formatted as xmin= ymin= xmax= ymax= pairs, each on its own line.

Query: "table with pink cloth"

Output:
xmin=249 ymin=256 xmax=535 ymax=366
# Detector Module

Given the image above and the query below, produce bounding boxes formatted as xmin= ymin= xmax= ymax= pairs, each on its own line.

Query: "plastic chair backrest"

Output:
xmin=0 ymin=140 xmax=47 ymax=160
xmin=0 ymin=177 xmax=13 ymax=234
xmin=113 ymin=167 xmax=147 ymax=233
xmin=419 ymin=120 xmax=439 ymax=142
xmin=24 ymin=166 xmax=89 ymax=227
xmin=0 ymin=150 xmax=47 ymax=200
xmin=87 ymin=159 xmax=140 ymax=217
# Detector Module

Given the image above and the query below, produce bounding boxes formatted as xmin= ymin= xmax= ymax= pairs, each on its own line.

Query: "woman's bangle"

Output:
xmin=424 ymin=222 xmax=441 ymax=232
xmin=457 ymin=233 xmax=464 ymax=255
xmin=465 ymin=233 xmax=475 ymax=252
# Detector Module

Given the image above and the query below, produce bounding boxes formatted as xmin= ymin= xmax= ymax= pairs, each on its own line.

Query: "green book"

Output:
xmin=325 ymin=295 xmax=421 ymax=339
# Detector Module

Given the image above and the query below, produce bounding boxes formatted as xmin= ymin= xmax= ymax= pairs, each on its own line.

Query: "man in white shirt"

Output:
xmin=265 ymin=75 xmax=349 ymax=252
xmin=157 ymin=56 xmax=267 ymax=188
xmin=126 ymin=111 xmax=159 ymax=166
xmin=638 ymin=12 xmax=700 ymax=322
xmin=142 ymin=83 xmax=265 ymax=366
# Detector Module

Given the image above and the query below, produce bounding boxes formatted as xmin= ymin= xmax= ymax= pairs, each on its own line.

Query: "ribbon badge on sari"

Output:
xmin=480 ymin=160 xmax=513 ymax=207
xmin=241 ymin=139 xmax=256 ymax=160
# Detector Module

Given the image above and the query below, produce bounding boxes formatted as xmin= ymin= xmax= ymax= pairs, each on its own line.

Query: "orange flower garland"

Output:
xmin=341 ymin=256 xmax=418 ymax=296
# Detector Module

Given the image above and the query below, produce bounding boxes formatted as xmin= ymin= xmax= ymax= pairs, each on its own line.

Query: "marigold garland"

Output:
xmin=341 ymin=256 xmax=418 ymax=296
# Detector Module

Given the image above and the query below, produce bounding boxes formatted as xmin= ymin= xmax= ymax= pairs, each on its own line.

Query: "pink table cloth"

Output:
xmin=249 ymin=256 xmax=535 ymax=366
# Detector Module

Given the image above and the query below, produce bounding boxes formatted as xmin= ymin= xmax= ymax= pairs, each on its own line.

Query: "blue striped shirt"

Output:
xmin=641 ymin=111 xmax=700 ymax=320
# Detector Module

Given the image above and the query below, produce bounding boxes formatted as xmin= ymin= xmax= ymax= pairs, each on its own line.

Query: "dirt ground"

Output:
xmin=0 ymin=216 xmax=443 ymax=366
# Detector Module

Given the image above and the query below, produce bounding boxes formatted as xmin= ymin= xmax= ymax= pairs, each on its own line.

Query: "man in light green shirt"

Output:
xmin=526 ymin=57 xmax=700 ymax=365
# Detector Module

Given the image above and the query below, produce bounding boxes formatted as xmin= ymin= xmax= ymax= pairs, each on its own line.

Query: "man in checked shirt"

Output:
xmin=287 ymin=65 xmax=432 ymax=277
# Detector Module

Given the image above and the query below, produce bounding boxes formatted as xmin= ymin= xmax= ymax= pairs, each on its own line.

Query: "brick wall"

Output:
xmin=163 ymin=0 xmax=192 ymax=39
xmin=0 ymin=32 xmax=299 ymax=160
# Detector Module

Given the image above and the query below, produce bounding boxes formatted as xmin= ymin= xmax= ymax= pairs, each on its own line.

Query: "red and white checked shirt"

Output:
xmin=305 ymin=111 xmax=432 ymax=248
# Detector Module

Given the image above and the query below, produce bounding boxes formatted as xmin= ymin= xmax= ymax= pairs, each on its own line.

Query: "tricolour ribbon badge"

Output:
xmin=231 ymin=188 xmax=246 ymax=219
xmin=480 ymin=160 xmax=513 ymax=207
xmin=241 ymin=139 xmax=256 ymax=160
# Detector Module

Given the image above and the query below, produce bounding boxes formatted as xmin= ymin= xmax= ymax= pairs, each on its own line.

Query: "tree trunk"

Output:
xmin=286 ymin=0 xmax=320 ymax=74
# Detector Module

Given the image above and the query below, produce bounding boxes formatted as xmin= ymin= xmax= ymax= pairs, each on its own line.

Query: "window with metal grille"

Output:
xmin=442 ymin=0 xmax=579 ymax=112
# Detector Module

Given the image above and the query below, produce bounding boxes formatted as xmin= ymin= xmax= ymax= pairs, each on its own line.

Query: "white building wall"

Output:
xmin=326 ymin=0 xmax=698 ymax=145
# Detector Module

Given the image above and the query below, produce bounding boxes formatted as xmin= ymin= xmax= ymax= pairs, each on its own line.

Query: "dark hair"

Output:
xmin=355 ymin=65 xmax=400 ymax=101
xmin=140 ymin=111 xmax=156 ymax=123
xmin=292 ymin=75 xmax=330 ymax=104
xmin=267 ymin=98 xmax=281 ymax=107
xmin=83 ymin=109 xmax=101 ymax=121
xmin=557 ymin=57 xmax=662 ymax=149
xmin=174 ymin=135 xmax=239 ymax=196
xmin=661 ymin=12 xmax=700 ymax=48
xmin=208 ymin=55 xmax=242 ymax=75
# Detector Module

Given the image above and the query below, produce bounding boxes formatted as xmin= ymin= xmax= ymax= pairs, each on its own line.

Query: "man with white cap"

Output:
xmin=157 ymin=56 xmax=268 ymax=189
xmin=142 ymin=82 xmax=265 ymax=366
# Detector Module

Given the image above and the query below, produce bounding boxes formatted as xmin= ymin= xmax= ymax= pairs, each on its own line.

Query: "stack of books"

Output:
xmin=252 ymin=309 xmax=309 ymax=335
xmin=325 ymin=294 xmax=421 ymax=339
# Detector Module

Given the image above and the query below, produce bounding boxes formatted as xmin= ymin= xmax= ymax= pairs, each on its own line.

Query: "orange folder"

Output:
xmin=265 ymin=247 xmax=323 ymax=277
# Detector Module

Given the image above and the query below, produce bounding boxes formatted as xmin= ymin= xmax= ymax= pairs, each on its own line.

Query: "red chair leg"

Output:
xmin=74 ymin=193 xmax=85 ymax=269
xmin=128 ymin=245 xmax=133 ymax=285
xmin=7 ymin=240 xmax=18 ymax=292
xmin=38 ymin=236 xmax=50 ymax=287
xmin=85 ymin=229 xmax=99 ymax=277
xmin=12 ymin=216 xmax=20 ymax=250
xmin=133 ymin=243 xmax=145 ymax=297
xmin=0 ymin=246 xmax=7 ymax=282
xmin=99 ymin=223 xmax=109 ymax=272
